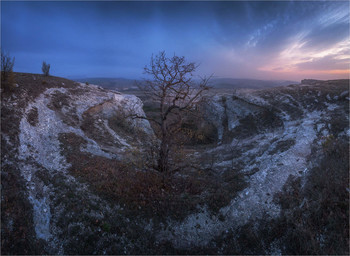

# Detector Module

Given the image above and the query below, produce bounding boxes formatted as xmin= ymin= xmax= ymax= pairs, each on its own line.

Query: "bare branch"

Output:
xmin=131 ymin=114 xmax=161 ymax=127
xmin=139 ymin=51 xmax=211 ymax=173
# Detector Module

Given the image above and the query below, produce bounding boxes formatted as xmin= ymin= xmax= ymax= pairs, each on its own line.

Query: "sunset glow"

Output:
xmin=1 ymin=1 xmax=349 ymax=81
xmin=259 ymin=38 xmax=350 ymax=79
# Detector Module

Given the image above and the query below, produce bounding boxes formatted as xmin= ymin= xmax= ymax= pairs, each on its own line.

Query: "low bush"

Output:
xmin=329 ymin=110 xmax=348 ymax=136
xmin=1 ymin=51 xmax=16 ymax=92
xmin=58 ymin=133 xmax=246 ymax=222
xmin=1 ymin=51 xmax=15 ymax=79
xmin=180 ymin=120 xmax=218 ymax=145
xmin=273 ymin=135 xmax=349 ymax=254
xmin=1 ymin=71 xmax=16 ymax=92
xmin=1 ymin=163 xmax=45 ymax=254
xmin=206 ymin=135 xmax=349 ymax=255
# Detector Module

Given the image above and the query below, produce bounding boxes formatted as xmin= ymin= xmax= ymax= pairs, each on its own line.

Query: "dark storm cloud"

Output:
xmin=1 ymin=1 xmax=349 ymax=80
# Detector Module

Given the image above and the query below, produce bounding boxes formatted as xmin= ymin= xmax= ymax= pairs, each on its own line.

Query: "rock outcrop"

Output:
xmin=1 ymin=74 xmax=154 ymax=254
xmin=2 ymin=74 xmax=349 ymax=254
xmin=159 ymin=79 xmax=349 ymax=248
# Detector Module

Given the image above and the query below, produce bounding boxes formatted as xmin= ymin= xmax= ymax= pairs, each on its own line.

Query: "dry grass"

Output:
xmin=58 ymin=132 xmax=246 ymax=222
xmin=187 ymin=135 xmax=349 ymax=255
xmin=1 ymin=163 xmax=45 ymax=255
xmin=1 ymin=72 xmax=79 ymax=254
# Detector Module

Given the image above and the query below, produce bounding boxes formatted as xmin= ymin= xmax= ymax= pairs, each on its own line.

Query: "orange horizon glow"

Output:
xmin=259 ymin=68 xmax=350 ymax=76
xmin=257 ymin=37 xmax=350 ymax=80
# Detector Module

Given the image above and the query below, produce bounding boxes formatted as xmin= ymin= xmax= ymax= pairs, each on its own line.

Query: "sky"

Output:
xmin=1 ymin=1 xmax=349 ymax=81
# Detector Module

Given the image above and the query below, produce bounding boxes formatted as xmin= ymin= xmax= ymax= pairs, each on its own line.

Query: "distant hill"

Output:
xmin=74 ymin=77 xmax=138 ymax=90
xmin=209 ymin=78 xmax=298 ymax=89
xmin=74 ymin=77 xmax=298 ymax=91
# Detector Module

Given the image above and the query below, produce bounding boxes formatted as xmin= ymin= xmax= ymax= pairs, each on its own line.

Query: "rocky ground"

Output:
xmin=1 ymin=74 xmax=349 ymax=254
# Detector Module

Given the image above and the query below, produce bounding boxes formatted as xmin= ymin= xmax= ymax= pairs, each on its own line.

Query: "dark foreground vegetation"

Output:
xmin=203 ymin=135 xmax=349 ymax=255
xmin=58 ymin=132 xmax=246 ymax=222
xmin=1 ymin=69 xmax=349 ymax=254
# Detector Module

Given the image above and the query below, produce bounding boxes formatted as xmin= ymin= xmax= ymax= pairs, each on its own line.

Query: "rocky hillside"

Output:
xmin=163 ymin=79 xmax=349 ymax=251
xmin=1 ymin=74 xmax=349 ymax=254
xmin=2 ymin=73 xmax=154 ymax=254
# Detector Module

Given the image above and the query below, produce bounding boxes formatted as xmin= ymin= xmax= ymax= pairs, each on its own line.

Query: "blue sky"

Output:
xmin=1 ymin=1 xmax=349 ymax=81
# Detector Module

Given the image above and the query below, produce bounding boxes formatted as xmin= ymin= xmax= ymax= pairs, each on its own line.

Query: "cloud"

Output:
xmin=254 ymin=1 xmax=349 ymax=80
xmin=296 ymin=54 xmax=349 ymax=71
xmin=245 ymin=20 xmax=278 ymax=48
xmin=259 ymin=37 xmax=349 ymax=72
xmin=1 ymin=1 xmax=349 ymax=80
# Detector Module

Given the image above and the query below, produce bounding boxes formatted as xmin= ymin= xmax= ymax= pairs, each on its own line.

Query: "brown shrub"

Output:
xmin=58 ymin=133 xmax=246 ymax=221
xmin=1 ymin=163 xmax=45 ymax=255
xmin=1 ymin=71 xmax=16 ymax=92
xmin=26 ymin=107 xmax=39 ymax=126
xmin=207 ymin=135 xmax=349 ymax=255
xmin=275 ymin=135 xmax=349 ymax=254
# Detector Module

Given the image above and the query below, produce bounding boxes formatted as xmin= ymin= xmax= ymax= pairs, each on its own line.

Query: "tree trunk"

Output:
xmin=158 ymin=126 xmax=170 ymax=173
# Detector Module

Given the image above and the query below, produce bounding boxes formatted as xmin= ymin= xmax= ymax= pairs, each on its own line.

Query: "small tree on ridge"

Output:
xmin=1 ymin=50 xmax=15 ymax=81
xmin=42 ymin=61 xmax=50 ymax=76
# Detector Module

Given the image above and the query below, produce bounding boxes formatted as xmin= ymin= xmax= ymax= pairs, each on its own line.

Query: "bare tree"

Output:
xmin=138 ymin=51 xmax=211 ymax=173
xmin=1 ymin=50 xmax=15 ymax=81
xmin=42 ymin=61 xmax=50 ymax=76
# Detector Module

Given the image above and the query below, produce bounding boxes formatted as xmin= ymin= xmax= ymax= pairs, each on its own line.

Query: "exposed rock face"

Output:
xmin=159 ymin=79 xmax=349 ymax=248
xmin=2 ymin=75 xmax=154 ymax=254
xmin=1 ymin=75 xmax=349 ymax=254
xmin=21 ymin=84 xmax=150 ymax=240
xmin=23 ymin=84 xmax=152 ymax=161
xmin=204 ymin=79 xmax=349 ymax=143
xmin=203 ymin=94 xmax=281 ymax=143
xmin=18 ymin=83 xmax=153 ymax=177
